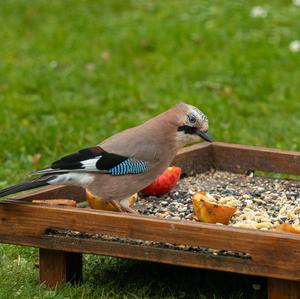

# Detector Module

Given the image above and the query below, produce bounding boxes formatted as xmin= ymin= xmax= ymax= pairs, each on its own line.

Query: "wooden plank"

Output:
xmin=0 ymin=233 xmax=295 ymax=281
xmin=0 ymin=233 xmax=267 ymax=279
xmin=268 ymin=278 xmax=300 ymax=299
xmin=212 ymin=142 xmax=300 ymax=175
xmin=39 ymin=249 xmax=82 ymax=288
xmin=172 ymin=142 xmax=213 ymax=174
xmin=1 ymin=201 xmax=300 ymax=280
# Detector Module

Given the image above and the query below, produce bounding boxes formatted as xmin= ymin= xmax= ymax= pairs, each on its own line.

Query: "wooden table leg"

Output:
xmin=39 ymin=248 xmax=82 ymax=288
xmin=268 ymin=278 xmax=300 ymax=299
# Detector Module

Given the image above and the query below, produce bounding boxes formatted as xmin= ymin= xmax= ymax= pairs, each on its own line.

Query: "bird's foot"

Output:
xmin=120 ymin=198 xmax=138 ymax=214
xmin=110 ymin=200 xmax=123 ymax=212
xmin=186 ymin=213 xmax=195 ymax=220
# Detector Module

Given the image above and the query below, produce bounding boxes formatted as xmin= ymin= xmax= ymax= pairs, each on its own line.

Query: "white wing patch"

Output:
xmin=81 ymin=156 xmax=102 ymax=170
xmin=33 ymin=156 xmax=103 ymax=175
xmin=48 ymin=173 xmax=94 ymax=186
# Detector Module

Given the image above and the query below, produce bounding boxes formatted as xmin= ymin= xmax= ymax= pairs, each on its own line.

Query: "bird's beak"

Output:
xmin=197 ymin=130 xmax=213 ymax=142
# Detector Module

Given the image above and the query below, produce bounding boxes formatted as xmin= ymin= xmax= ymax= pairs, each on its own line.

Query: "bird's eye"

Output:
xmin=187 ymin=114 xmax=197 ymax=124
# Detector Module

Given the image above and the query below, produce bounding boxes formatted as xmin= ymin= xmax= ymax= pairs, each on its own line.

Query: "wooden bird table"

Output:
xmin=1 ymin=142 xmax=300 ymax=299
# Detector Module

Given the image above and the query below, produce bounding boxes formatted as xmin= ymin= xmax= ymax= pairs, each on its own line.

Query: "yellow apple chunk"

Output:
xmin=275 ymin=223 xmax=300 ymax=234
xmin=193 ymin=192 xmax=236 ymax=224
xmin=86 ymin=191 xmax=137 ymax=211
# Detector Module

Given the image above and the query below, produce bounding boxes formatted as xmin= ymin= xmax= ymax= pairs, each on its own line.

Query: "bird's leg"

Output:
xmin=120 ymin=198 xmax=138 ymax=214
xmin=110 ymin=200 xmax=123 ymax=212
xmin=186 ymin=213 xmax=194 ymax=220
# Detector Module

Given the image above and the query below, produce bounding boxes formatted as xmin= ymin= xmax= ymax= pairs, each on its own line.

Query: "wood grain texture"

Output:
xmin=1 ymin=201 xmax=300 ymax=280
xmin=39 ymin=249 xmax=82 ymax=288
xmin=172 ymin=142 xmax=213 ymax=174
xmin=212 ymin=142 xmax=300 ymax=175
xmin=268 ymin=278 xmax=300 ymax=299
xmin=0 ymin=234 xmax=255 ymax=277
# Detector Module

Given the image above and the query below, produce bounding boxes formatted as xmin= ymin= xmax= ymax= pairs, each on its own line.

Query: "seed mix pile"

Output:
xmin=136 ymin=170 xmax=300 ymax=230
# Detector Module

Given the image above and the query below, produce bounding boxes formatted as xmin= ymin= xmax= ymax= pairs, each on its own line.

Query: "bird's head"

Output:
xmin=172 ymin=103 xmax=212 ymax=148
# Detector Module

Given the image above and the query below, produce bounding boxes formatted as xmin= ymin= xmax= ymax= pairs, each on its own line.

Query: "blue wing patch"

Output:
xmin=109 ymin=159 xmax=148 ymax=176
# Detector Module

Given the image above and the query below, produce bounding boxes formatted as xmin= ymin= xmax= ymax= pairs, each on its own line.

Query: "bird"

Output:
xmin=0 ymin=103 xmax=212 ymax=213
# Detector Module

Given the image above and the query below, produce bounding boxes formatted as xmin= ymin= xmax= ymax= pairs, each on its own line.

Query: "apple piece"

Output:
xmin=141 ymin=166 xmax=182 ymax=196
xmin=86 ymin=190 xmax=137 ymax=211
xmin=275 ymin=223 xmax=300 ymax=234
xmin=193 ymin=192 xmax=237 ymax=224
xmin=128 ymin=193 xmax=138 ymax=207
xmin=32 ymin=199 xmax=77 ymax=207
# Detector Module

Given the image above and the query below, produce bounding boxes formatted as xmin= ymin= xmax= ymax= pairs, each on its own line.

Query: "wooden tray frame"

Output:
xmin=1 ymin=142 xmax=300 ymax=298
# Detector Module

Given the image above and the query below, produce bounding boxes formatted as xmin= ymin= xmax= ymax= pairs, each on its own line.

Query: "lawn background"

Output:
xmin=0 ymin=0 xmax=299 ymax=298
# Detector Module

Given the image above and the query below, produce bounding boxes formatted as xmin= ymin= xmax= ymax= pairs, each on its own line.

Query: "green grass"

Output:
xmin=0 ymin=0 xmax=300 ymax=298
xmin=0 ymin=245 xmax=266 ymax=299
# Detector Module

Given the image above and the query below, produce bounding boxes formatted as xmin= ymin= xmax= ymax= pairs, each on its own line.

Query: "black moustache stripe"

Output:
xmin=177 ymin=125 xmax=197 ymax=134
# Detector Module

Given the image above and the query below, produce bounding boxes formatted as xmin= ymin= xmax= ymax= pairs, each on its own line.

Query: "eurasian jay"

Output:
xmin=0 ymin=103 xmax=212 ymax=212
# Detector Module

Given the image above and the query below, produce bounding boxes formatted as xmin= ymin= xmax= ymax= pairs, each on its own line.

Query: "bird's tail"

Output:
xmin=0 ymin=176 xmax=53 ymax=198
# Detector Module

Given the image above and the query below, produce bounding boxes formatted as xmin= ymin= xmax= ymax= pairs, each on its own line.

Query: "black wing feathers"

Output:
xmin=96 ymin=152 xmax=127 ymax=170
xmin=50 ymin=146 xmax=128 ymax=171
xmin=51 ymin=147 xmax=103 ymax=170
